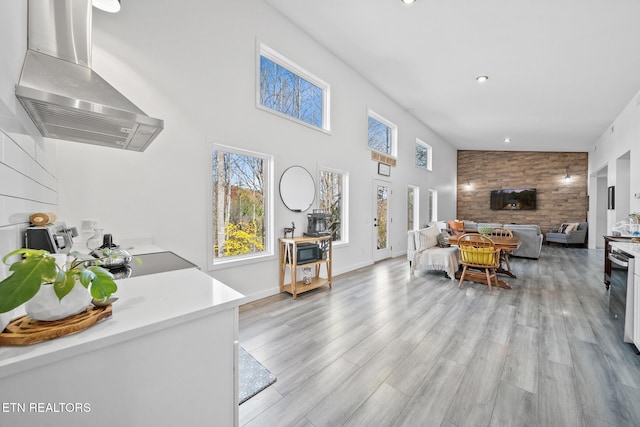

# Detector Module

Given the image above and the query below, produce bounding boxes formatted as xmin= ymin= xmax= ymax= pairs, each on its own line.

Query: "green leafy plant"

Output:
xmin=478 ymin=226 xmax=493 ymax=236
xmin=0 ymin=248 xmax=118 ymax=314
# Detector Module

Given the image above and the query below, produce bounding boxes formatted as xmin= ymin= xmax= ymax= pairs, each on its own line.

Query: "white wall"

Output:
xmin=590 ymin=87 xmax=640 ymax=246
xmin=0 ymin=0 xmax=456 ymax=301
xmin=0 ymin=2 xmax=58 ymax=281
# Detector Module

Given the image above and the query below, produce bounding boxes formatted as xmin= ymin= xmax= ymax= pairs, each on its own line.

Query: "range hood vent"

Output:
xmin=15 ymin=0 xmax=163 ymax=152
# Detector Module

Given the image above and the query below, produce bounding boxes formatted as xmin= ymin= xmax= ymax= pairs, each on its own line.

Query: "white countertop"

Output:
xmin=0 ymin=267 xmax=244 ymax=379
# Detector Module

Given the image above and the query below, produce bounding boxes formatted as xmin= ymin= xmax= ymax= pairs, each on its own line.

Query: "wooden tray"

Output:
xmin=0 ymin=305 xmax=112 ymax=346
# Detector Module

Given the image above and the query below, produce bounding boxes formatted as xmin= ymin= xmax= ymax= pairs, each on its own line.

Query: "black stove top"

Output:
xmin=109 ymin=251 xmax=199 ymax=279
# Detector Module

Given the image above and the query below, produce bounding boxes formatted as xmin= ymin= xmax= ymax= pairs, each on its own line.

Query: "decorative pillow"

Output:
xmin=418 ymin=226 xmax=441 ymax=250
xmin=437 ymin=233 xmax=450 ymax=248
xmin=564 ymin=223 xmax=579 ymax=234
xmin=558 ymin=223 xmax=570 ymax=233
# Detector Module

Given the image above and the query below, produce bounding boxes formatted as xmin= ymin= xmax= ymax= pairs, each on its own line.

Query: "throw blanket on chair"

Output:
xmin=408 ymin=226 xmax=459 ymax=280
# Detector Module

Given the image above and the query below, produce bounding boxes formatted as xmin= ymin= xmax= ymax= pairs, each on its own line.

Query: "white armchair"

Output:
xmin=407 ymin=225 xmax=459 ymax=280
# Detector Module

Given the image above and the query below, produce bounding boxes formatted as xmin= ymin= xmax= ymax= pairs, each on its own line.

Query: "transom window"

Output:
xmin=416 ymin=139 xmax=433 ymax=171
xmin=367 ymin=110 xmax=397 ymax=156
xmin=258 ymin=44 xmax=330 ymax=131
xmin=211 ymin=145 xmax=273 ymax=265
xmin=318 ymin=167 xmax=348 ymax=244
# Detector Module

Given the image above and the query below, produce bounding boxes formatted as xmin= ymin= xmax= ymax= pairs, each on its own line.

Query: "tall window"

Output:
xmin=416 ymin=139 xmax=432 ymax=171
xmin=367 ymin=110 xmax=397 ymax=156
xmin=212 ymin=146 xmax=272 ymax=264
xmin=318 ymin=167 xmax=348 ymax=243
xmin=428 ymin=189 xmax=438 ymax=223
xmin=258 ymin=44 xmax=330 ymax=131
xmin=408 ymin=185 xmax=419 ymax=231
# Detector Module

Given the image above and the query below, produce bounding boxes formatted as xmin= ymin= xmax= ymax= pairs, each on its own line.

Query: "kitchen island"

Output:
xmin=0 ymin=267 xmax=244 ymax=427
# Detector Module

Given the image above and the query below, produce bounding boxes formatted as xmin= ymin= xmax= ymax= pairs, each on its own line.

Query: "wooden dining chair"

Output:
xmin=447 ymin=220 xmax=465 ymax=236
xmin=490 ymin=227 xmax=513 ymax=273
xmin=457 ymin=233 xmax=501 ymax=294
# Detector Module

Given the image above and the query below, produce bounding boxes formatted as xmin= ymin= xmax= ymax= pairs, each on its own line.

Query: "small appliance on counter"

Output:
xmin=304 ymin=210 xmax=330 ymax=237
xmin=285 ymin=242 xmax=322 ymax=265
xmin=85 ymin=234 xmax=133 ymax=270
xmin=25 ymin=223 xmax=78 ymax=254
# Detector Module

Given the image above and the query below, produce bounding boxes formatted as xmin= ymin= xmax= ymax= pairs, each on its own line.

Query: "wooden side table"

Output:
xmin=279 ymin=235 xmax=332 ymax=299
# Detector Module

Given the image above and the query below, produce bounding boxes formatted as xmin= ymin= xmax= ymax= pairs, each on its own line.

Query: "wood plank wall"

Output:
xmin=0 ymin=128 xmax=58 ymax=280
xmin=456 ymin=151 xmax=588 ymax=234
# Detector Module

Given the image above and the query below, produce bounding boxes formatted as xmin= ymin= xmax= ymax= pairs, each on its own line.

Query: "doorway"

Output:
xmin=373 ymin=180 xmax=392 ymax=261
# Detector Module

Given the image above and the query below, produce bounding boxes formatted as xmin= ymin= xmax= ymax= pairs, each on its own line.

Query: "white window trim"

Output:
xmin=317 ymin=165 xmax=349 ymax=246
xmin=256 ymin=42 xmax=331 ymax=133
xmin=367 ymin=109 xmax=398 ymax=157
xmin=416 ymin=138 xmax=433 ymax=172
xmin=207 ymin=142 xmax=275 ymax=271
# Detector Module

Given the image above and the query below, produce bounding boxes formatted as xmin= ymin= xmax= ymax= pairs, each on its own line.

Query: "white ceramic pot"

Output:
xmin=25 ymin=281 xmax=92 ymax=321
xmin=0 ymin=308 xmax=16 ymax=332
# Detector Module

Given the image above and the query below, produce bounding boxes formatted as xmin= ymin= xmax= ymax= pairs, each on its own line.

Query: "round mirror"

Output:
xmin=280 ymin=166 xmax=315 ymax=212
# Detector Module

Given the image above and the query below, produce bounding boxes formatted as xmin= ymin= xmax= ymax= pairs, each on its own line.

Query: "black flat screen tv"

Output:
xmin=490 ymin=188 xmax=536 ymax=210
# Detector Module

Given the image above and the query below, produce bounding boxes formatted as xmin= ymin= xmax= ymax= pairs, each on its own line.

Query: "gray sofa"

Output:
xmin=545 ymin=221 xmax=588 ymax=247
xmin=505 ymin=224 xmax=543 ymax=259
xmin=455 ymin=221 xmax=543 ymax=259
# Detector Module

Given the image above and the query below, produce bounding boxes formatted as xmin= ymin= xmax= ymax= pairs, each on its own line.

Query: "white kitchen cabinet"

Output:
xmin=0 ymin=268 xmax=243 ymax=427
xmin=635 ymin=272 xmax=640 ymax=351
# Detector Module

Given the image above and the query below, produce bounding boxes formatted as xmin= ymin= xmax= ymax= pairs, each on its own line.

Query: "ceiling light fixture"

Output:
xmin=476 ymin=75 xmax=489 ymax=82
xmin=504 ymin=137 xmax=511 ymax=143
xmin=93 ymin=0 xmax=121 ymax=13
xmin=401 ymin=0 xmax=416 ymax=4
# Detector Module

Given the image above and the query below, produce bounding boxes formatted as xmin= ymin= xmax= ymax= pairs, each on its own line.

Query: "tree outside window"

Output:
xmin=408 ymin=185 xmax=419 ymax=231
xmin=318 ymin=168 xmax=348 ymax=243
xmin=367 ymin=110 xmax=397 ymax=156
xmin=258 ymin=45 xmax=329 ymax=131
xmin=212 ymin=148 xmax=271 ymax=261
xmin=416 ymin=139 xmax=432 ymax=171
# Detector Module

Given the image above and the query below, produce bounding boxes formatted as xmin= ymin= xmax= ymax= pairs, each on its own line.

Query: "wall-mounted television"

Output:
xmin=490 ymin=188 xmax=537 ymax=210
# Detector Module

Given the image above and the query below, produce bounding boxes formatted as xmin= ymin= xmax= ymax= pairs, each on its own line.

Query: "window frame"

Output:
xmin=428 ymin=189 xmax=438 ymax=223
xmin=415 ymin=138 xmax=433 ymax=172
xmin=317 ymin=166 xmax=349 ymax=246
xmin=208 ymin=143 xmax=275 ymax=270
xmin=407 ymin=185 xmax=420 ymax=231
xmin=257 ymin=43 xmax=331 ymax=133
xmin=367 ymin=109 xmax=398 ymax=157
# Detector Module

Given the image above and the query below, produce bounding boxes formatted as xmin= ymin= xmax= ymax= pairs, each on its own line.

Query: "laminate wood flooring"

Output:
xmin=238 ymin=246 xmax=640 ymax=426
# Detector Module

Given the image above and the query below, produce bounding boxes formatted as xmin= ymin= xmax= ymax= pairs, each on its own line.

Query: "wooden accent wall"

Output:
xmin=457 ymin=151 xmax=588 ymax=234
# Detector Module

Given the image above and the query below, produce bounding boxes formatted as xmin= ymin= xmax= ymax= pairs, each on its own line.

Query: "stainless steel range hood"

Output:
xmin=15 ymin=0 xmax=164 ymax=151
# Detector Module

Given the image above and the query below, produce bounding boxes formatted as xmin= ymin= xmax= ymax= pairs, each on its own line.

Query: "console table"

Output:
xmin=279 ymin=235 xmax=332 ymax=299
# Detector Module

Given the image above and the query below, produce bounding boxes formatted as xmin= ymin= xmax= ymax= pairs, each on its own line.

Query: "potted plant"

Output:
xmin=0 ymin=248 xmax=119 ymax=320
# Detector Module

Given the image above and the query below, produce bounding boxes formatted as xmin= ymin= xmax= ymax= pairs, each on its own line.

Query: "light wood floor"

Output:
xmin=238 ymin=246 xmax=640 ymax=426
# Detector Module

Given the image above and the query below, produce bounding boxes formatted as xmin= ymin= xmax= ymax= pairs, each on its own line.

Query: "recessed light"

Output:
xmin=401 ymin=0 xmax=416 ymax=4
xmin=504 ymin=137 xmax=511 ymax=143
xmin=476 ymin=75 xmax=489 ymax=82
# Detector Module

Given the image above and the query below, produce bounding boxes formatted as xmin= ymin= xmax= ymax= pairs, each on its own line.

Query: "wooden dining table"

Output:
xmin=447 ymin=233 xmax=522 ymax=289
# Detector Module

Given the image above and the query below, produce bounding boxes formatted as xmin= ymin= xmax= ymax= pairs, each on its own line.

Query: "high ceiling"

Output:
xmin=263 ymin=0 xmax=640 ymax=152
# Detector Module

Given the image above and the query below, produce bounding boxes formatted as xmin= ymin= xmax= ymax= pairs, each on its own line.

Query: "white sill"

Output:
xmin=207 ymin=252 xmax=277 ymax=271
